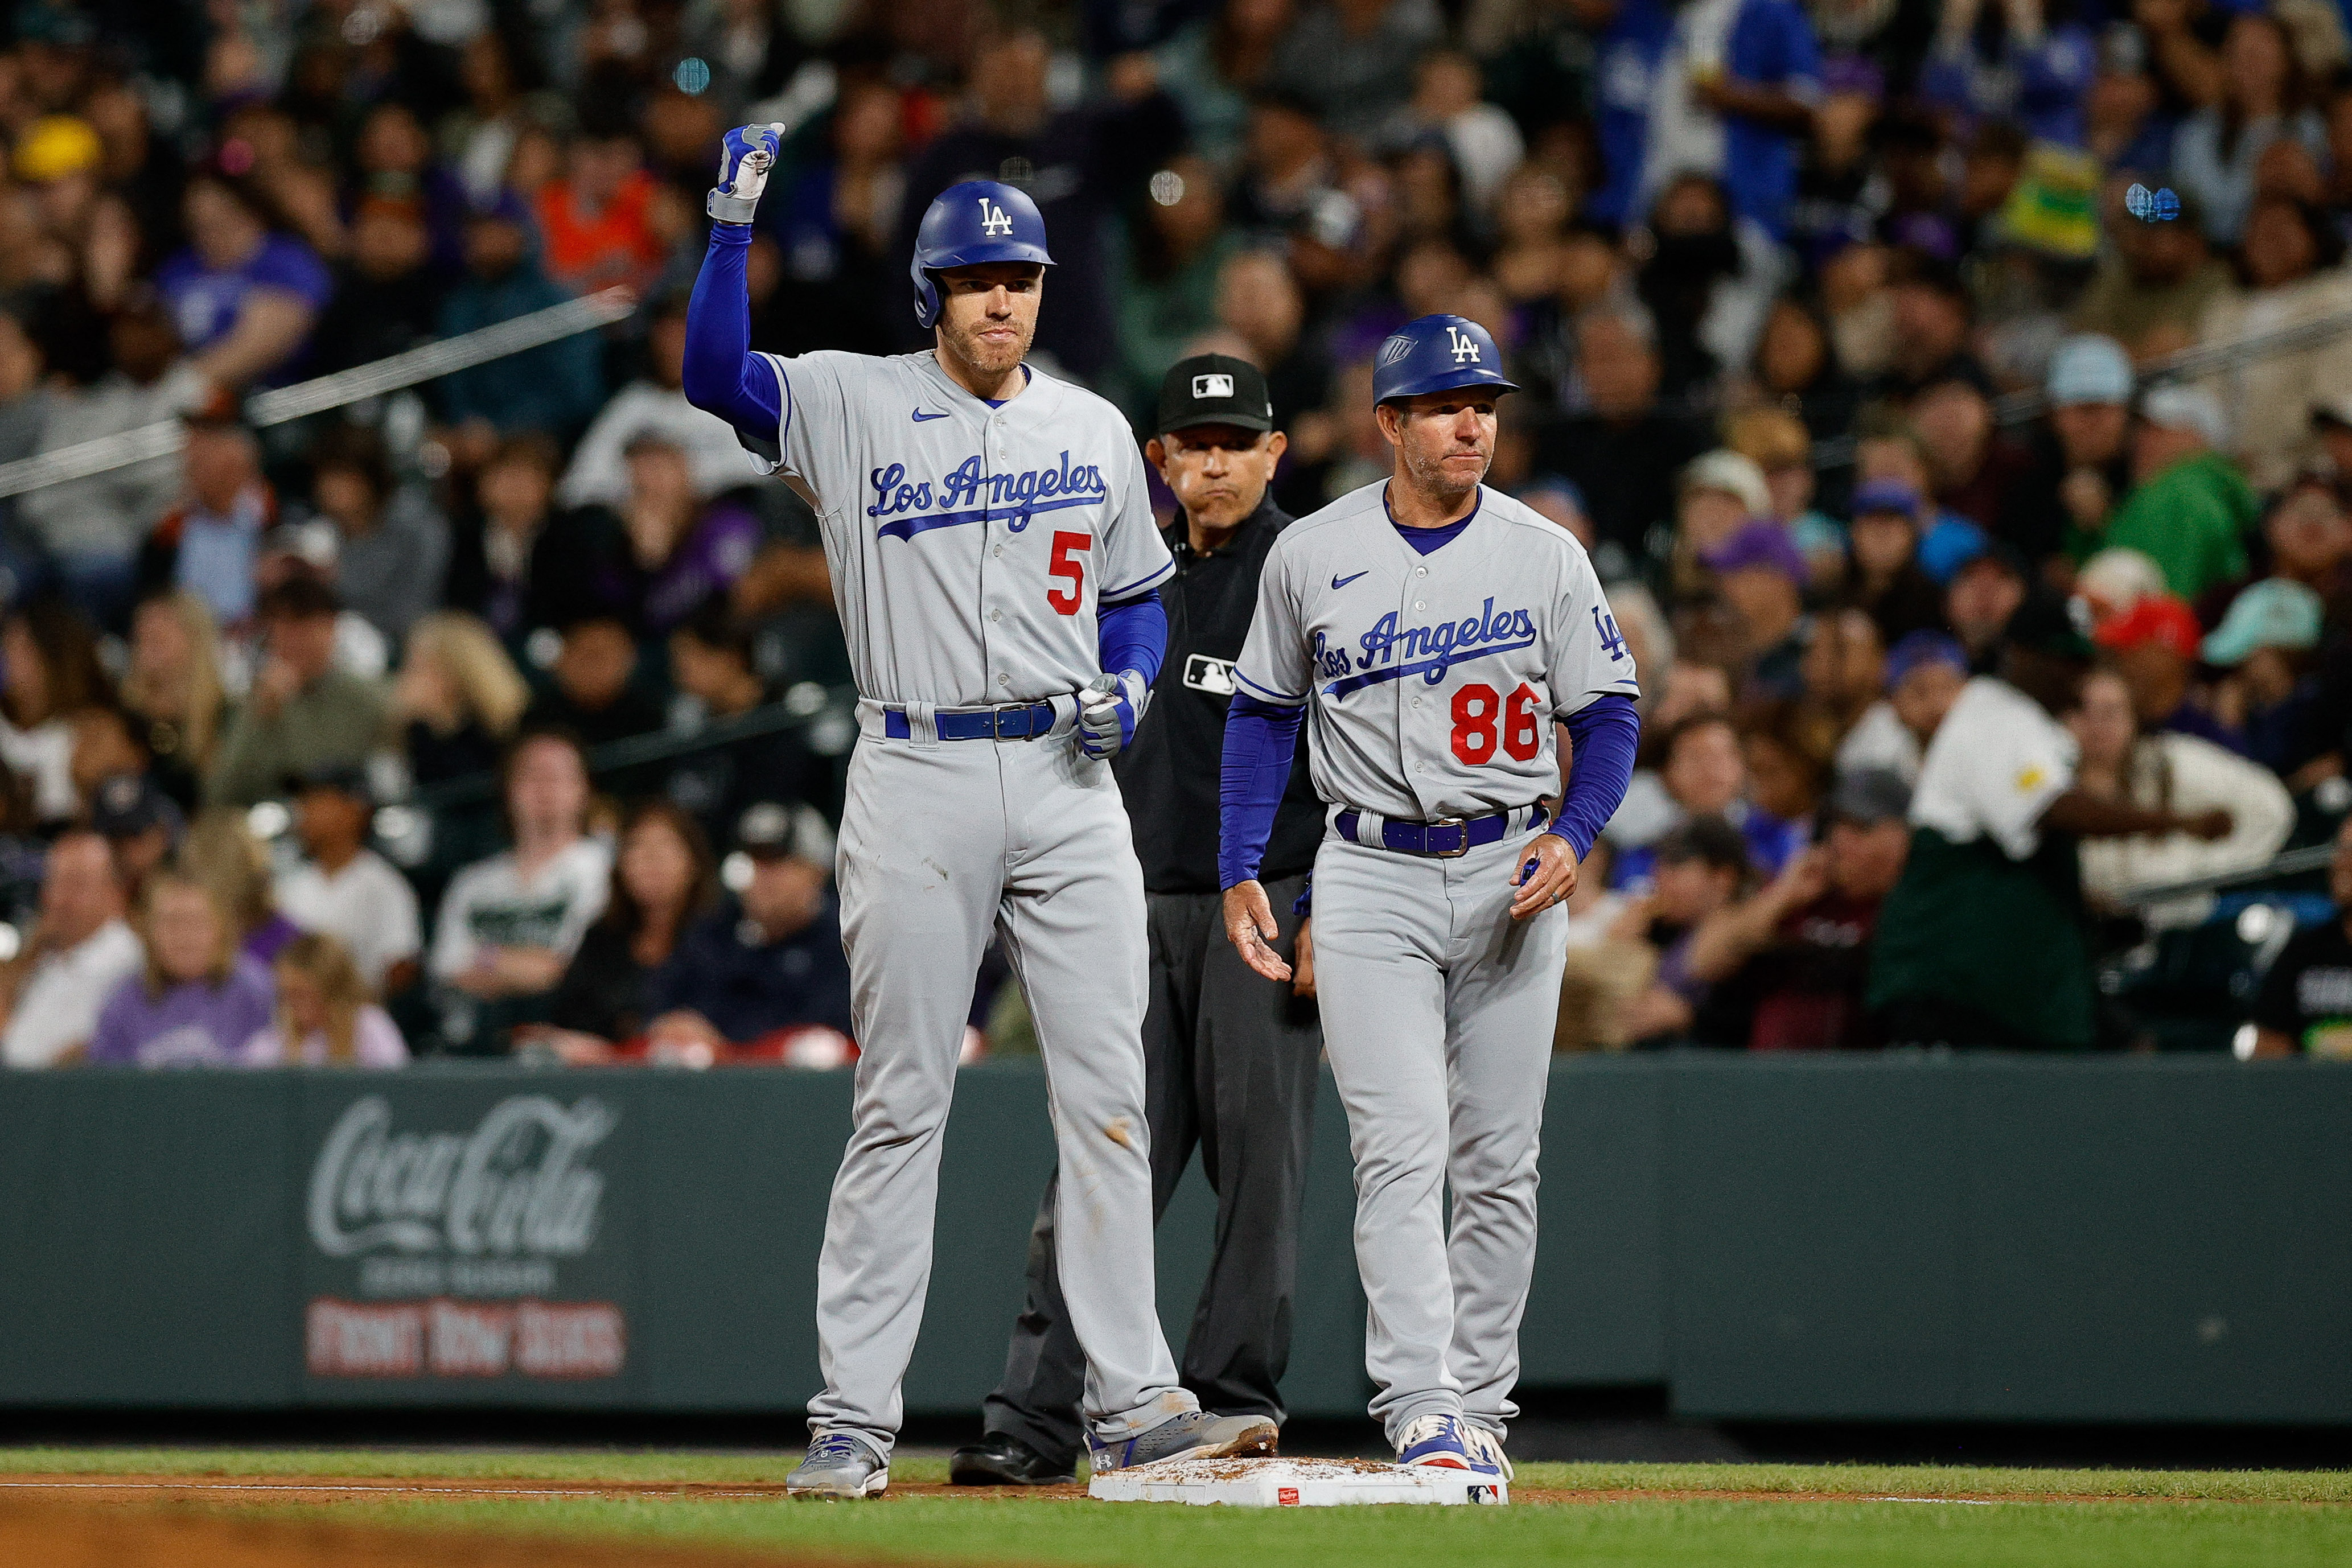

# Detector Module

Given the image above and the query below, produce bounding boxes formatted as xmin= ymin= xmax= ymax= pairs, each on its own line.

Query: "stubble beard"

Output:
xmin=941 ymin=314 xmax=1033 ymax=382
xmin=1403 ymin=442 xmax=1488 ymax=506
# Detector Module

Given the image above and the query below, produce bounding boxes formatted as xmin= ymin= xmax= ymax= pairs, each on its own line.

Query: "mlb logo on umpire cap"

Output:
xmin=1192 ymin=373 xmax=1235 ymax=399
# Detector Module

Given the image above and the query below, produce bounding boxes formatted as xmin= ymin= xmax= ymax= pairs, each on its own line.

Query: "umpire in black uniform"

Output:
xmin=951 ymin=356 xmax=1327 ymax=1484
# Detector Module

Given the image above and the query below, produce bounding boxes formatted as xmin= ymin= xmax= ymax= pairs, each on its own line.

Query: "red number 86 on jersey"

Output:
xmin=1451 ymin=682 xmax=1541 ymax=764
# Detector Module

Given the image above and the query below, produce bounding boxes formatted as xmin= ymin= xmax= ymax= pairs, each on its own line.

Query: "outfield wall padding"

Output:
xmin=0 ymin=1055 xmax=2342 ymax=1425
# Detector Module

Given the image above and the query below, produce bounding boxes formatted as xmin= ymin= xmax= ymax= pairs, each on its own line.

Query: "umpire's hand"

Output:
xmin=1224 ymin=880 xmax=1292 ymax=983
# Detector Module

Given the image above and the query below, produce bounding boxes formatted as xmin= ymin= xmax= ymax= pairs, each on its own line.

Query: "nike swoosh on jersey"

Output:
xmin=1331 ymin=570 xmax=1371 ymax=588
xmin=911 ymin=408 xmax=950 ymax=422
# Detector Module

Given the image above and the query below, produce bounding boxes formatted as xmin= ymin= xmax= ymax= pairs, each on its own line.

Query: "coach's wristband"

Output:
xmin=706 ymin=189 xmax=759 ymax=224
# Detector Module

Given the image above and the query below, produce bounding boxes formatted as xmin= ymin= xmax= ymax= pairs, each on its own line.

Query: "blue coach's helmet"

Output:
xmin=909 ymin=180 xmax=1055 ymax=328
xmin=1371 ymin=314 xmax=1519 ymax=406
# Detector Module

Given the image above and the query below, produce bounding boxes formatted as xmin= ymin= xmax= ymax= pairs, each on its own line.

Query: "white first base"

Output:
xmin=1087 ymin=1455 xmax=1507 ymax=1507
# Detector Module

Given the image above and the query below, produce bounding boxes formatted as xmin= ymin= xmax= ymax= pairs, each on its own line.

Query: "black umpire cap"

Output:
xmin=1156 ymin=353 xmax=1274 ymax=438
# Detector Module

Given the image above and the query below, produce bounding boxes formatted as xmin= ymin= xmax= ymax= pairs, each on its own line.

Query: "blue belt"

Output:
xmin=1334 ymin=802 xmax=1549 ymax=858
xmin=882 ymin=701 xmax=1058 ymax=741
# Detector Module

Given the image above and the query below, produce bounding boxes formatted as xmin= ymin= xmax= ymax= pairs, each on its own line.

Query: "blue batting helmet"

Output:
xmin=909 ymin=180 xmax=1055 ymax=328
xmin=1371 ymin=314 xmax=1519 ymax=406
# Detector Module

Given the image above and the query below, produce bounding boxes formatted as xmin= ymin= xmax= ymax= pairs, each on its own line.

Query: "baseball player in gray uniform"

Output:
xmin=684 ymin=124 xmax=1274 ymax=1496
xmin=1218 ymin=314 xmax=1642 ymax=1478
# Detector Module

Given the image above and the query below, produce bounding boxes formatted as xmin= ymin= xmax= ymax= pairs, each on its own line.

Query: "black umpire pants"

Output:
xmin=981 ymin=872 xmax=1322 ymax=1467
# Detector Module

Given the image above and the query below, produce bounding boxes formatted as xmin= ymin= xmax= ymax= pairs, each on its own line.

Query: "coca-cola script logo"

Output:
xmin=308 ymin=1095 xmax=616 ymax=1259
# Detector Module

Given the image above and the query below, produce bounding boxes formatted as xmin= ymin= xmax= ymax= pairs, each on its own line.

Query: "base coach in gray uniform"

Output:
xmin=953 ymin=356 xmax=1327 ymax=1485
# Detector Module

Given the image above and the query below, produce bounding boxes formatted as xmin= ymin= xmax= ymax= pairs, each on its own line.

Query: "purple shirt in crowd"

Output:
xmin=87 ymin=958 xmax=277 ymax=1067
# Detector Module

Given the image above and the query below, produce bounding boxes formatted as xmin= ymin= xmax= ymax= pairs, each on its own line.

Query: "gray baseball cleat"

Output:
xmin=1087 ymin=1409 xmax=1280 ymax=1474
xmin=786 ymin=1430 xmax=890 ymax=1498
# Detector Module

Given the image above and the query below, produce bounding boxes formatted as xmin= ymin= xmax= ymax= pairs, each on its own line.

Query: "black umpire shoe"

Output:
xmin=948 ymin=1432 xmax=1077 ymax=1486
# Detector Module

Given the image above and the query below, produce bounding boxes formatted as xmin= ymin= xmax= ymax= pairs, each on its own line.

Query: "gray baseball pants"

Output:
xmin=1309 ymin=829 xmax=1567 ymax=1444
xmin=809 ymin=706 xmax=1194 ymax=1458
xmin=981 ymin=873 xmax=1322 ymax=1467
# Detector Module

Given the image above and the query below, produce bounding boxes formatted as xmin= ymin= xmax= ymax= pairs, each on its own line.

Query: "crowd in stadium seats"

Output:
xmin=0 ymin=0 xmax=2350 ymax=1063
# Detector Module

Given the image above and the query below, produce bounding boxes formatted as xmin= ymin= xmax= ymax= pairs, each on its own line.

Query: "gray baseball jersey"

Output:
xmin=747 ymin=349 xmax=1174 ymax=705
xmin=1232 ymin=481 xmax=1638 ymax=818
xmin=743 ymin=347 xmax=1195 ymax=1460
xmin=1232 ymin=478 xmax=1638 ymax=1453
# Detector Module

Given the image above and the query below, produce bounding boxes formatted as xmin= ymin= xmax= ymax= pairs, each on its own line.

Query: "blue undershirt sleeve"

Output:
xmin=1095 ymin=588 xmax=1166 ymax=686
xmin=1550 ymin=693 xmax=1641 ymax=860
xmin=682 ymin=223 xmax=782 ymax=437
xmin=1220 ymin=692 xmax=1305 ymax=890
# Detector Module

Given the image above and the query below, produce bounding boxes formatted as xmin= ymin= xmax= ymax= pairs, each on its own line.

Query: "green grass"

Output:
xmin=5 ymin=1447 xmax=2351 ymax=1567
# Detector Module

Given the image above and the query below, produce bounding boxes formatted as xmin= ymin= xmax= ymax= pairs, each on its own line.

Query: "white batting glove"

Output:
xmin=708 ymin=122 xmax=787 ymax=224
xmin=1078 ymin=671 xmax=1149 ymax=760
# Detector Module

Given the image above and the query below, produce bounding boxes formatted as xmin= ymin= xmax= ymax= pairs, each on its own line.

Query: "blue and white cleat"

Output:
xmin=1395 ymin=1413 xmax=1476 ymax=1470
xmin=786 ymin=1430 xmax=890 ymax=1498
xmin=1460 ymin=1423 xmax=1514 ymax=1480
xmin=1087 ymin=1409 xmax=1279 ymax=1474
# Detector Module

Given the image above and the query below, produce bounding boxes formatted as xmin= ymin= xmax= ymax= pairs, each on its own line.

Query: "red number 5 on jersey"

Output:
xmin=1450 ymin=682 xmax=1542 ymax=764
xmin=1047 ymin=530 xmax=1092 ymax=615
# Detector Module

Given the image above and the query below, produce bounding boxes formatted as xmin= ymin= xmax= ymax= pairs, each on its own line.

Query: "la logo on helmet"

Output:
xmin=977 ymin=197 xmax=1014 ymax=236
xmin=1446 ymin=326 xmax=1481 ymax=364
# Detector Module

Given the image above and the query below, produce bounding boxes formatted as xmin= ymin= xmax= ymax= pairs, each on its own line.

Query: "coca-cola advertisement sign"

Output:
xmin=299 ymin=1089 xmax=631 ymax=1390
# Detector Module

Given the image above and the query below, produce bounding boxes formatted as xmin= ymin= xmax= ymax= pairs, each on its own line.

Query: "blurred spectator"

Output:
xmin=428 ymin=730 xmax=611 ymax=1055
xmin=348 ymin=101 xmax=470 ymax=277
xmin=2071 ymin=192 xmax=2236 ymax=359
xmin=1944 ymin=539 xmax=2030 ymax=665
xmin=88 ymin=871 xmax=274 ymax=1067
xmin=1156 ymin=0 xmax=1299 ymax=171
xmin=273 ymin=764 xmax=420 ymax=995
xmin=390 ymin=611 xmax=531 ymax=788
xmin=1875 ymin=257 xmax=1988 ymax=403
xmin=540 ymin=800 xmax=717 ymax=1055
xmin=303 ymin=422 xmax=450 ymax=645
xmin=207 ymin=575 xmax=388 ymax=808
xmin=1400 ymin=51 xmax=1524 ymax=215
xmin=1539 ymin=300 xmax=1707 ymax=561
xmin=1746 ymin=293 xmax=1861 ymax=443
xmin=1870 ymin=595 xmax=2229 ymax=1048
xmin=0 ymin=830 xmax=141 ymax=1068
xmin=1667 ymin=448 xmax=1771 ymax=600
xmin=1684 ymin=768 xmax=1914 ymax=1050
xmin=2001 ymin=334 xmax=2135 ymax=569
xmin=2252 ymin=469 xmax=2352 ymax=627
xmin=139 ymin=406 xmax=273 ymax=629
xmin=1792 ymin=606 xmax=1885 ymax=759
xmin=1699 ymin=519 xmax=1810 ymax=700
xmin=1638 ymin=174 xmax=1783 ymax=402
xmin=556 ymin=295 xmax=764 ymax=509
xmin=19 ymin=299 xmax=190 ymax=626
xmin=2191 ymin=195 xmax=2352 ymax=491
xmin=1590 ymin=0 xmax=1821 ymax=241
xmin=121 ymin=590 xmax=229 ymax=812
xmin=0 ymin=598 xmax=110 ymax=822
xmin=2206 ymin=577 xmax=2329 ymax=778
xmin=522 ymin=615 xmax=667 ymax=750
xmin=88 ymin=772 xmax=182 ymax=904
xmin=1912 ymin=373 xmax=2029 ymax=532
xmin=1272 ymin=0 xmax=1441 ymax=143
xmin=1615 ymin=710 xmax=1801 ymax=880
xmin=312 ymin=196 xmax=444 ymax=372
xmin=1837 ymin=628 xmax=1971 ymax=784
xmin=2171 ymin=12 xmax=2326 ymax=246
xmin=1115 ymin=155 xmax=1239 ymax=419
xmin=536 ymin=118 xmax=667 ymax=299
xmin=2092 ymin=591 xmax=2239 ymax=750
xmin=615 ymin=434 xmax=763 ymax=635
xmin=180 ymin=809 xmax=301 ymax=966
xmin=435 ymin=195 xmax=607 ymax=460
xmin=2250 ymin=816 xmax=2352 ymax=1057
xmin=241 ymin=931 xmax=408 ymax=1067
xmin=664 ymin=598 xmax=827 ymax=841
xmin=1839 ymin=479 xmax=1946 ymax=644
xmin=154 ymin=170 xmax=331 ymax=389
xmin=643 ymin=801 xmax=854 ymax=1050
xmin=445 ymin=434 xmax=626 ymax=641
xmin=2094 ymin=385 xmax=2255 ymax=600
xmin=1724 ymin=405 xmax=1840 ymax=583
xmin=897 ymin=28 xmax=1183 ymax=382
xmin=2072 ymin=665 xmax=2294 ymax=929
xmin=759 ymin=79 xmax=906 ymax=360
xmin=1618 ymin=815 xmax=1754 ymax=1044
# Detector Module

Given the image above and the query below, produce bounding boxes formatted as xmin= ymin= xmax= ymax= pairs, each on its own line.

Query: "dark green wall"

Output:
xmin=2 ymin=1056 xmax=2345 ymax=1425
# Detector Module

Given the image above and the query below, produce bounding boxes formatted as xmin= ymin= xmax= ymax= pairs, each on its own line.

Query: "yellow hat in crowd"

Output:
xmin=14 ymin=114 xmax=101 ymax=182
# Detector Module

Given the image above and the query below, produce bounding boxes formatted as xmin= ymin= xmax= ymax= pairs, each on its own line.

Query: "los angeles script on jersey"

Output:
xmin=1314 ymin=598 xmax=1537 ymax=698
xmin=866 ymin=451 xmax=1109 ymax=540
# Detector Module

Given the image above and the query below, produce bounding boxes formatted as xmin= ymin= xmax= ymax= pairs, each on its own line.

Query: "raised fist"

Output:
xmin=708 ymin=122 xmax=788 ymax=224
